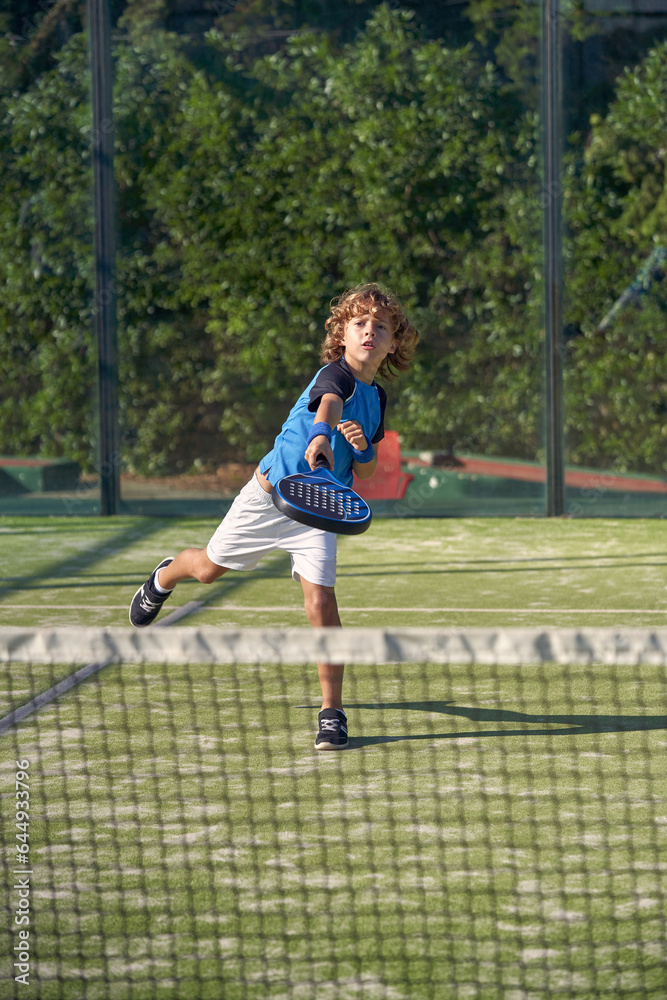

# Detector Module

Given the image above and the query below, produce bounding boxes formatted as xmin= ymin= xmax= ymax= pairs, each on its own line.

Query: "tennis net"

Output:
xmin=1 ymin=626 xmax=666 ymax=999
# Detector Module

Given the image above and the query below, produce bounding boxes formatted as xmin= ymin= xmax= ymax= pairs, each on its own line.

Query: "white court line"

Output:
xmin=0 ymin=601 xmax=203 ymax=734
xmin=0 ymin=604 xmax=664 ymax=614
xmin=152 ymin=600 xmax=204 ymax=626
xmin=193 ymin=606 xmax=667 ymax=614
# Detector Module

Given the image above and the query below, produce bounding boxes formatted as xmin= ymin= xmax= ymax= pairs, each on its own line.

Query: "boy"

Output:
xmin=129 ymin=283 xmax=418 ymax=749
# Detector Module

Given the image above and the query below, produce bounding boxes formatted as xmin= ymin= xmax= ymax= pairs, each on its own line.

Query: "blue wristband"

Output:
xmin=351 ymin=441 xmax=375 ymax=463
xmin=307 ymin=421 xmax=332 ymax=446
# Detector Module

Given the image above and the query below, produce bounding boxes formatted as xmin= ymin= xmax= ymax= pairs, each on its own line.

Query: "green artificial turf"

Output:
xmin=0 ymin=516 xmax=665 ymax=629
xmin=0 ymin=517 xmax=665 ymax=999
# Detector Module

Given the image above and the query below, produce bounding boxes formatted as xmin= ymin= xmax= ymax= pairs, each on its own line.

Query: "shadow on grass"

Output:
xmin=338 ymin=557 xmax=667 ymax=579
xmin=0 ymin=520 xmax=295 ymax=603
xmin=0 ymin=519 xmax=171 ymax=600
xmin=333 ymin=701 xmax=667 ymax=748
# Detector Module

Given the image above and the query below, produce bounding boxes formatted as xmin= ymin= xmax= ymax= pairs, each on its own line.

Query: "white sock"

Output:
xmin=153 ymin=570 xmax=172 ymax=594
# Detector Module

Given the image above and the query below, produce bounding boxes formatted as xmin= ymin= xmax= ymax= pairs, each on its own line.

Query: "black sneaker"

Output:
xmin=315 ymin=709 xmax=349 ymax=750
xmin=129 ymin=558 xmax=175 ymax=627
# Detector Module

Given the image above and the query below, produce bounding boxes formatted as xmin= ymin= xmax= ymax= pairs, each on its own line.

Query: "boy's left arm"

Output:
xmin=337 ymin=420 xmax=378 ymax=480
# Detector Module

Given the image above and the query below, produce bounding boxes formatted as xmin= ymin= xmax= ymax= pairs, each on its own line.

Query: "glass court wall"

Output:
xmin=1 ymin=0 xmax=665 ymax=517
xmin=0 ymin=4 xmax=101 ymax=516
xmin=561 ymin=0 xmax=667 ymax=517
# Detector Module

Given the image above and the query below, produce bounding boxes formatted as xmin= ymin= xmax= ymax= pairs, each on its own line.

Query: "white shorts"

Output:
xmin=206 ymin=474 xmax=337 ymax=587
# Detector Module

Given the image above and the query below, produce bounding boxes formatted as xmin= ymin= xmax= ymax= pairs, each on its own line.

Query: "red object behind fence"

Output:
xmin=353 ymin=431 xmax=414 ymax=500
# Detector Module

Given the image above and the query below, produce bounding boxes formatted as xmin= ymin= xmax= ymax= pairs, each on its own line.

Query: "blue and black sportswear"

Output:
xmin=259 ymin=358 xmax=386 ymax=488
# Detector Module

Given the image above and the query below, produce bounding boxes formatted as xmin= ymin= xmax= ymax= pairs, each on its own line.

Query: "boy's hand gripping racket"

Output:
xmin=271 ymin=458 xmax=372 ymax=535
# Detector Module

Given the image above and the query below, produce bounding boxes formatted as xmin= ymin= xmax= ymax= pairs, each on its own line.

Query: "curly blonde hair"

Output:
xmin=321 ymin=283 xmax=419 ymax=381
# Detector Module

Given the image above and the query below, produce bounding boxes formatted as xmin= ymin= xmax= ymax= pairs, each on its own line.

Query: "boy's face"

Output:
xmin=341 ymin=305 xmax=397 ymax=380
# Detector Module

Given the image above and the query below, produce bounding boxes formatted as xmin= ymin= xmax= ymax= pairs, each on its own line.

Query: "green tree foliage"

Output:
xmin=0 ymin=34 xmax=96 ymax=465
xmin=0 ymin=3 xmax=665 ymax=474
xmin=139 ymin=7 xmax=542 ymax=462
xmin=564 ymin=41 xmax=667 ymax=473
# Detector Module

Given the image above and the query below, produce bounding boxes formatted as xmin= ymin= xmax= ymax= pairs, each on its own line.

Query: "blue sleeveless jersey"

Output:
xmin=259 ymin=359 xmax=386 ymax=488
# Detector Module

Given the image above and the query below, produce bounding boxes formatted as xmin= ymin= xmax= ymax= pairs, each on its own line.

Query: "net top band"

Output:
xmin=1 ymin=626 xmax=666 ymax=666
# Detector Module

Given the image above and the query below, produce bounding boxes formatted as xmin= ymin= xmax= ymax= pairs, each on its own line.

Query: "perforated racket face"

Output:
xmin=272 ymin=471 xmax=372 ymax=535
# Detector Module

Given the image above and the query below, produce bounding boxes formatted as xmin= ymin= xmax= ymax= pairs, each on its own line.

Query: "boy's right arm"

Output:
xmin=305 ymin=393 xmax=343 ymax=470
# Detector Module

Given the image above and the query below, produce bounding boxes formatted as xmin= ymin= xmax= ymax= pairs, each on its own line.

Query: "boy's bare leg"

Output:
xmin=300 ymin=578 xmax=344 ymax=711
xmin=158 ymin=548 xmax=228 ymax=589
xmin=316 ymin=662 xmax=345 ymax=712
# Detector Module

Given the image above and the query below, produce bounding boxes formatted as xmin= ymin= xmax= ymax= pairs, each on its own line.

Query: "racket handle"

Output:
xmin=314 ymin=455 xmax=332 ymax=469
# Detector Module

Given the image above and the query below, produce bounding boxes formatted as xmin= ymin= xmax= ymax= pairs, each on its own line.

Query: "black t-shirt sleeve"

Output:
xmin=371 ymin=385 xmax=387 ymax=444
xmin=308 ymin=360 xmax=356 ymax=412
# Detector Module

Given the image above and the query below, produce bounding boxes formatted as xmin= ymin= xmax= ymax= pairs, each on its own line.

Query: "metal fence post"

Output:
xmin=88 ymin=0 xmax=119 ymax=515
xmin=542 ymin=0 xmax=565 ymax=516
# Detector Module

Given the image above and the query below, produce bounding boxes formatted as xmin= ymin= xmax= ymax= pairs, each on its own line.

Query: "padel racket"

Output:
xmin=272 ymin=457 xmax=372 ymax=535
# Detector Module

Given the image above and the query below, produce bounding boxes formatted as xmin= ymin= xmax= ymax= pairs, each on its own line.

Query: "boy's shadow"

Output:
xmin=331 ymin=701 xmax=667 ymax=749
